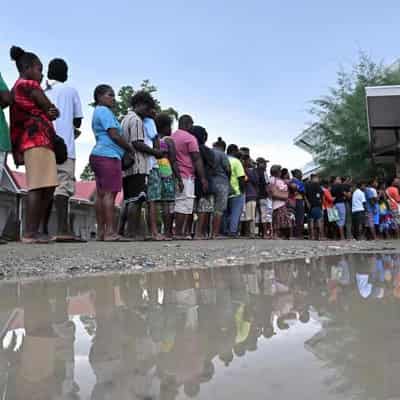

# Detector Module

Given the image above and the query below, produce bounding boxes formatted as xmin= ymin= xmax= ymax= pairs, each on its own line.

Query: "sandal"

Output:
xmin=22 ymin=236 xmax=50 ymax=244
xmin=103 ymin=235 xmax=133 ymax=242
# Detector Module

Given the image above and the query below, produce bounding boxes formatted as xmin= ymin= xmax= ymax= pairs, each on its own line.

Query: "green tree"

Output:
xmin=80 ymin=163 xmax=95 ymax=181
xmin=80 ymin=80 xmax=178 ymax=181
xmin=303 ymin=54 xmax=400 ymax=178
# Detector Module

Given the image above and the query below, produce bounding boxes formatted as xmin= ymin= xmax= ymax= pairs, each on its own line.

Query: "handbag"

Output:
xmin=53 ymin=134 xmax=68 ymax=164
xmin=327 ymin=207 xmax=340 ymax=222
xmin=121 ymin=152 xmax=135 ymax=171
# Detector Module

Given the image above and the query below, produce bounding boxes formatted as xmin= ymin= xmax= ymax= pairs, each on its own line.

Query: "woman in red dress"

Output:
xmin=10 ymin=46 xmax=60 ymax=243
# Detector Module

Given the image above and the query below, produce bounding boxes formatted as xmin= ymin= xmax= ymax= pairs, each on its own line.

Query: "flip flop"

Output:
xmin=55 ymin=236 xmax=87 ymax=243
xmin=103 ymin=235 xmax=133 ymax=242
xmin=22 ymin=236 xmax=50 ymax=244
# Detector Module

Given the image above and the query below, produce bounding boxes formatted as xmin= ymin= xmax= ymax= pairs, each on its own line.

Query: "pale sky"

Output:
xmin=2 ymin=0 xmax=400 ymax=177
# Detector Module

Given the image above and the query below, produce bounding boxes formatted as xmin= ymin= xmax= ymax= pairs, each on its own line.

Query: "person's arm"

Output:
xmin=30 ymin=88 xmax=59 ymax=120
xmin=166 ymin=138 xmax=184 ymax=191
xmin=238 ymin=176 xmax=245 ymax=194
xmin=107 ymin=128 xmax=134 ymax=153
xmin=132 ymin=140 xmax=163 ymax=158
xmin=73 ymin=118 xmax=82 ymax=129
xmin=0 ymin=74 xmax=11 ymax=109
xmin=191 ymin=152 xmax=208 ymax=192
xmin=0 ymin=90 xmax=11 ymax=109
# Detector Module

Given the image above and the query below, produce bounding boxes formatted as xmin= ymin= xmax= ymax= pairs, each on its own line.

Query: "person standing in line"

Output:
xmin=365 ymin=178 xmax=379 ymax=240
xmin=155 ymin=113 xmax=183 ymax=239
xmin=89 ymin=84 xmax=135 ymax=241
xmin=255 ymin=157 xmax=272 ymax=239
xmin=291 ymin=169 xmax=306 ymax=239
xmin=191 ymin=125 xmax=216 ymax=240
xmin=343 ymin=177 xmax=353 ymax=239
xmin=119 ymin=91 xmax=162 ymax=239
xmin=240 ymin=154 xmax=258 ymax=238
xmin=9 ymin=46 xmax=60 ymax=244
xmin=331 ymin=176 xmax=351 ymax=240
xmin=144 ymin=112 xmax=166 ymax=240
xmin=0 ymin=72 xmax=11 ymax=182
xmin=321 ymin=179 xmax=335 ymax=239
xmin=224 ymin=144 xmax=245 ymax=237
xmin=211 ymin=137 xmax=231 ymax=239
xmin=386 ymin=178 xmax=400 ymax=229
xmin=269 ymin=165 xmax=291 ymax=239
xmin=171 ymin=115 xmax=208 ymax=239
xmin=352 ymin=181 xmax=367 ymax=240
xmin=43 ymin=58 xmax=84 ymax=241
xmin=0 ymin=71 xmax=11 ymax=244
xmin=304 ymin=174 xmax=324 ymax=240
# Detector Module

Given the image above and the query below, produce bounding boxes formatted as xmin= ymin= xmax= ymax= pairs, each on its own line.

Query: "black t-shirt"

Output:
xmin=331 ymin=184 xmax=347 ymax=204
xmin=305 ymin=182 xmax=323 ymax=208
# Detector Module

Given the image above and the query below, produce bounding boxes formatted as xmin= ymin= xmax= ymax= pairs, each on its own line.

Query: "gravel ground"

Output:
xmin=0 ymin=239 xmax=399 ymax=282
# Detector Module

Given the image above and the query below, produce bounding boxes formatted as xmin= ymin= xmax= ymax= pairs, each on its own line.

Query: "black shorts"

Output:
xmin=123 ymin=174 xmax=147 ymax=203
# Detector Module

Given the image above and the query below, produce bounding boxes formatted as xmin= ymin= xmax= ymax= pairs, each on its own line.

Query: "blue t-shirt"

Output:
xmin=365 ymin=187 xmax=380 ymax=224
xmin=91 ymin=105 xmax=124 ymax=159
xmin=291 ymin=178 xmax=305 ymax=194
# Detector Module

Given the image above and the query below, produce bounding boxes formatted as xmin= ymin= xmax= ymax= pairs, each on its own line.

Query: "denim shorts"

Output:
xmin=309 ymin=206 xmax=323 ymax=221
xmin=335 ymin=202 xmax=346 ymax=227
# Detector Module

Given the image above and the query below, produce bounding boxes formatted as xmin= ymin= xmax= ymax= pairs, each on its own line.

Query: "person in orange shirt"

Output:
xmin=386 ymin=178 xmax=400 ymax=227
xmin=322 ymin=180 xmax=335 ymax=239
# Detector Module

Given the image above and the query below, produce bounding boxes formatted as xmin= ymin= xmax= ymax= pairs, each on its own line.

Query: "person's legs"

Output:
xmin=308 ymin=219 xmax=315 ymax=240
xmin=174 ymin=178 xmax=194 ymax=239
xmin=42 ymin=198 xmax=53 ymax=236
xmin=345 ymin=202 xmax=352 ymax=239
xmin=248 ymin=201 xmax=256 ymax=237
xmin=53 ymin=159 xmax=76 ymax=238
xmin=54 ymin=195 xmax=70 ymax=236
xmin=147 ymin=169 xmax=163 ymax=240
xmin=228 ymin=195 xmax=245 ymax=236
xmin=103 ymin=191 xmax=117 ymax=239
xmin=195 ymin=212 xmax=208 ymax=239
xmin=174 ymin=213 xmax=187 ymax=237
xmin=336 ymin=203 xmax=346 ymax=241
xmin=147 ymin=201 xmax=163 ymax=240
xmin=126 ymin=201 xmax=143 ymax=239
xmin=118 ymin=201 xmax=128 ymax=236
xmin=295 ymin=199 xmax=305 ymax=238
xmin=352 ymin=212 xmax=360 ymax=240
xmin=41 ymin=187 xmax=56 ymax=233
xmin=162 ymin=203 xmax=174 ymax=238
xmin=25 ymin=189 xmax=45 ymax=239
xmin=94 ymin=190 xmax=105 ymax=240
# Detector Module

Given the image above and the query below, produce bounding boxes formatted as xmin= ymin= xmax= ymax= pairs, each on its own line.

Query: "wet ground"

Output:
xmin=1 ymin=239 xmax=399 ymax=280
xmin=1 ymin=253 xmax=400 ymax=399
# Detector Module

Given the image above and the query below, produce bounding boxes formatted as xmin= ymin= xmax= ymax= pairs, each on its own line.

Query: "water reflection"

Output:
xmin=1 ymin=254 xmax=400 ymax=399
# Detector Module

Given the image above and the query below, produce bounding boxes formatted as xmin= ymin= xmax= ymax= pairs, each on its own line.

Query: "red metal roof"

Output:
xmin=10 ymin=170 xmax=27 ymax=190
xmin=8 ymin=170 xmax=123 ymax=206
xmin=74 ymin=181 xmax=96 ymax=202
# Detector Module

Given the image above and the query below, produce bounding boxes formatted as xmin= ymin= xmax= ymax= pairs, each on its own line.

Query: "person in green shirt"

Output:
xmin=225 ymin=144 xmax=245 ymax=236
xmin=0 ymin=72 xmax=11 ymax=245
xmin=0 ymin=72 xmax=11 ymax=178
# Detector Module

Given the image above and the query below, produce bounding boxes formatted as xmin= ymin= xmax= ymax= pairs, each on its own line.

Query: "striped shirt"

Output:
xmin=121 ymin=111 xmax=148 ymax=176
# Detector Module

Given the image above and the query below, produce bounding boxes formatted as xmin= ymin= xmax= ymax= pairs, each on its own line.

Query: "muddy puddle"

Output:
xmin=1 ymin=254 xmax=400 ymax=399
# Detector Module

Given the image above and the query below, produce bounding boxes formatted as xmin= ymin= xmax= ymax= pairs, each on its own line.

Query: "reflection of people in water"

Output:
xmin=15 ymin=283 xmax=70 ymax=400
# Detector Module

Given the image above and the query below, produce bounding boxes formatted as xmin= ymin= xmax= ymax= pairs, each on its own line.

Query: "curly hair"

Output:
xmin=130 ymin=90 xmax=157 ymax=109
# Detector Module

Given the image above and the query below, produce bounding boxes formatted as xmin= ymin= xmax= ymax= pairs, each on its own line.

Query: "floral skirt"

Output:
xmin=273 ymin=205 xmax=292 ymax=231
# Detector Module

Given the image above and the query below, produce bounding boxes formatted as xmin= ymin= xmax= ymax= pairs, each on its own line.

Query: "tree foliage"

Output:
xmin=80 ymin=80 xmax=178 ymax=181
xmin=304 ymin=54 xmax=400 ymax=179
xmin=80 ymin=163 xmax=95 ymax=181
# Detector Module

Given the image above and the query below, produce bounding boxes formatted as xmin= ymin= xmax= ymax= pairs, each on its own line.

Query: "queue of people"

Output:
xmin=2 ymin=45 xmax=400 ymax=244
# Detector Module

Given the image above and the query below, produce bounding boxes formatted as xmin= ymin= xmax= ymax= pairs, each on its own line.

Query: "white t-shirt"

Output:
xmin=352 ymin=188 xmax=366 ymax=212
xmin=46 ymin=81 xmax=83 ymax=159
